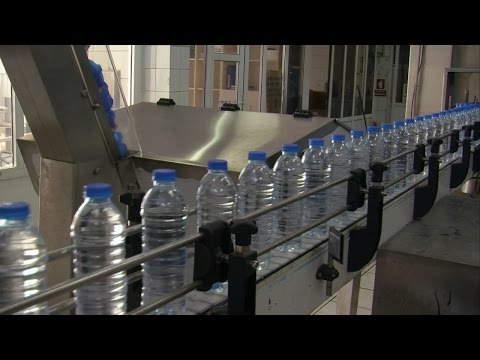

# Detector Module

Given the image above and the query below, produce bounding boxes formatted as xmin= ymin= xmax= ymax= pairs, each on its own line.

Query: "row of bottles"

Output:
xmin=1 ymin=103 xmax=477 ymax=315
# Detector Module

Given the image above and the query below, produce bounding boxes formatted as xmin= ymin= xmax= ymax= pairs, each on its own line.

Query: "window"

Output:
xmin=188 ymin=45 xmax=206 ymax=107
xmin=0 ymin=59 xmax=13 ymax=169
xmin=285 ymin=45 xmax=304 ymax=114
xmin=328 ymin=45 xmax=376 ymax=118
xmin=364 ymin=45 xmax=376 ymax=114
xmin=395 ymin=45 xmax=410 ymax=104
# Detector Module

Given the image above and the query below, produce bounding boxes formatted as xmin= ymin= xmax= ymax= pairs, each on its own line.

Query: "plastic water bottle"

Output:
xmin=393 ymin=120 xmax=408 ymax=193
xmin=444 ymin=110 xmax=458 ymax=160
xmin=381 ymin=123 xmax=397 ymax=196
xmin=197 ymin=159 xmax=236 ymax=292
xmin=272 ymin=144 xmax=305 ymax=252
xmin=141 ymin=169 xmax=187 ymax=315
xmin=347 ymin=130 xmax=368 ymax=218
xmin=326 ymin=134 xmax=350 ymax=228
xmin=302 ymin=139 xmax=329 ymax=239
xmin=472 ymin=104 xmax=480 ymax=149
xmin=404 ymin=118 xmax=417 ymax=184
xmin=71 ymin=183 xmax=127 ymax=315
xmin=237 ymin=151 xmax=274 ymax=270
xmin=414 ymin=116 xmax=427 ymax=178
xmin=414 ymin=116 xmax=426 ymax=144
xmin=0 ymin=202 xmax=47 ymax=315
xmin=366 ymin=126 xmax=381 ymax=187
xmin=424 ymin=115 xmax=435 ymax=140
xmin=438 ymin=111 xmax=450 ymax=163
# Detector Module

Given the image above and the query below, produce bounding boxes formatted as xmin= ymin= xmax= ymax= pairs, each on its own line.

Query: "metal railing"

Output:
xmin=1 ymin=127 xmax=469 ymax=315
xmin=0 ymin=174 xmax=353 ymax=315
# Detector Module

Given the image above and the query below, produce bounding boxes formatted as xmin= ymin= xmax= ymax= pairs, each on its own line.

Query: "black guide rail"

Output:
xmin=413 ymin=144 xmax=426 ymax=175
xmin=472 ymin=122 xmax=480 ymax=173
xmin=316 ymin=231 xmax=341 ymax=297
xmin=347 ymin=161 xmax=387 ymax=272
xmin=311 ymin=170 xmax=365 ymax=295
xmin=347 ymin=169 xmax=367 ymax=211
xmin=450 ymin=125 xmax=473 ymax=188
xmin=228 ymin=219 xmax=258 ymax=315
xmin=473 ymin=144 xmax=480 ymax=173
xmin=193 ymin=220 xmax=232 ymax=292
xmin=473 ymin=121 xmax=480 ymax=142
xmin=413 ymin=138 xmax=443 ymax=219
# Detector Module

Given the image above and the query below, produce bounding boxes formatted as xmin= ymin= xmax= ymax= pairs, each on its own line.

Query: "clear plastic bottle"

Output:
xmin=302 ymin=139 xmax=329 ymax=239
xmin=437 ymin=112 xmax=448 ymax=160
xmin=237 ymin=151 xmax=274 ymax=270
xmin=141 ymin=169 xmax=187 ymax=315
xmin=380 ymin=123 xmax=397 ymax=196
xmin=404 ymin=118 xmax=417 ymax=184
xmin=197 ymin=159 xmax=236 ymax=292
xmin=472 ymin=104 xmax=480 ymax=149
xmin=272 ymin=144 xmax=305 ymax=252
xmin=414 ymin=116 xmax=426 ymax=144
xmin=0 ymin=202 xmax=47 ymax=315
xmin=393 ymin=120 xmax=408 ymax=193
xmin=326 ymin=134 xmax=350 ymax=228
xmin=366 ymin=126 xmax=381 ymax=187
xmin=414 ymin=116 xmax=428 ymax=178
xmin=71 ymin=183 xmax=127 ymax=315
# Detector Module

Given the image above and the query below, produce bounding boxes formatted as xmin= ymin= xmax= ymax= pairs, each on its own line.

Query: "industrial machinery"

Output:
xmin=0 ymin=45 xmax=478 ymax=315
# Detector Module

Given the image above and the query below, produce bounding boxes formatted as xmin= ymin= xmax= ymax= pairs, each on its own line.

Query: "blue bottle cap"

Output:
xmin=309 ymin=138 xmax=324 ymax=147
xmin=84 ymin=183 xmax=112 ymax=199
xmin=439 ymin=112 xmax=447 ymax=116
xmin=424 ymin=115 xmax=432 ymax=120
xmin=394 ymin=120 xmax=405 ymax=127
xmin=350 ymin=130 xmax=364 ymax=138
xmin=282 ymin=144 xmax=299 ymax=153
xmin=153 ymin=169 xmax=176 ymax=182
xmin=331 ymin=134 xmax=345 ymax=142
xmin=432 ymin=113 xmax=440 ymax=117
xmin=415 ymin=116 xmax=424 ymax=122
xmin=405 ymin=118 xmax=415 ymax=124
xmin=0 ymin=202 xmax=29 ymax=220
xmin=248 ymin=151 xmax=267 ymax=161
xmin=367 ymin=126 xmax=379 ymax=133
xmin=381 ymin=123 xmax=394 ymax=130
xmin=208 ymin=159 xmax=228 ymax=171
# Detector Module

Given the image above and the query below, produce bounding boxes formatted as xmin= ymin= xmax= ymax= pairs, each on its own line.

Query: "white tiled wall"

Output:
xmin=141 ymin=45 xmax=190 ymax=105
